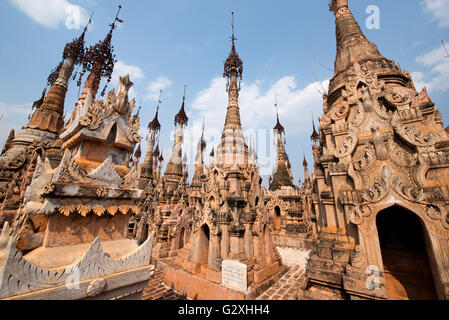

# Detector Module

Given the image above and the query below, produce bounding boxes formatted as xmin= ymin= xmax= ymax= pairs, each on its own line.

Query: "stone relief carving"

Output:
xmin=39 ymin=198 xmax=140 ymax=217
xmin=425 ymin=204 xmax=449 ymax=230
xmin=266 ymin=198 xmax=289 ymax=217
xmin=335 ymin=125 xmax=358 ymax=159
xmin=352 ymin=142 xmax=376 ymax=171
xmin=86 ymin=278 xmax=107 ymax=297
xmin=391 ymin=113 xmax=436 ymax=148
xmin=347 ymin=204 xmax=372 ymax=225
xmin=342 ymin=164 xmax=449 ymax=230
xmin=87 ymin=156 xmax=122 ymax=187
xmin=351 ymin=100 xmax=366 ymax=127
xmin=386 ymin=138 xmax=417 ymax=168
xmin=0 ymin=232 xmax=155 ymax=299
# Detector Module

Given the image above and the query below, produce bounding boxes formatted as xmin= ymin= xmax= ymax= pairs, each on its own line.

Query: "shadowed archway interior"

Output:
xmin=376 ymin=206 xmax=437 ymax=300
xmin=274 ymin=206 xmax=281 ymax=231
xmin=198 ymin=224 xmax=210 ymax=265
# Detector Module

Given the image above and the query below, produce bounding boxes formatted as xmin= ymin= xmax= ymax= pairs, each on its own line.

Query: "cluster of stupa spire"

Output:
xmin=132 ymin=11 xmax=310 ymax=191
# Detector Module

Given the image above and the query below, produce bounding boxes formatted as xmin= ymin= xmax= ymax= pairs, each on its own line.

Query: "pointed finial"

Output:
xmin=157 ymin=89 xmax=162 ymax=112
xmin=159 ymin=147 xmax=164 ymax=162
xmin=273 ymin=95 xmax=285 ymax=133
xmin=135 ymin=100 xmax=142 ymax=117
xmin=110 ymin=5 xmax=123 ymax=32
xmin=311 ymin=121 xmax=319 ymax=141
xmin=199 ymin=115 xmax=206 ymax=151
xmin=175 ymin=85 xmax=189 ymax=126
xmin=83 ymin=11 xmax=94 ymax=33
xmin=275 ymin=95 xmax=280 ymax=121
xmin=223 ymin=11 xmax=243 ymax=81
xmin=183 ymin=84 xmax=187 ymax=103
xmin=79 ymin=5 xmax=122 ymax=97
xmin=311 ymin=111 xmax=319 ymax=141
xmin=148 ymin=90 xmax=162 ymax=131
xmin=202 ymin=115 xmax=205 ymax=135
xmin=231 ymin=12 xmax=236 ymax=44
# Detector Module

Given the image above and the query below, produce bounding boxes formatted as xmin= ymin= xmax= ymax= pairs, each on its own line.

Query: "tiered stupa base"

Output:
xmin=163 ymin=244 xmax=284 ymax=300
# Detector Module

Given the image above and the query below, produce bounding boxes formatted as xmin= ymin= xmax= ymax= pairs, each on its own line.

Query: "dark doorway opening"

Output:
xmin=198 ymin=224 xmax=210 ymax=265
xmin=377 ymin=206 xmax=437 ymax=300
xmin=274 ymin=206 xmax=281 ymax=231
xmin=179 ymin=228 xmax=185 ymax=250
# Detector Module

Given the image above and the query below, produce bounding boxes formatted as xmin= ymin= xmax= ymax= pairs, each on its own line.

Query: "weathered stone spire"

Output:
xmin=26 ymin=17 xmax=90 ymax=134
xmin=217 ymin=12 xmax=248 ymax=168
xmin=68 ymin=6 xmax=122 ymax=125
xmin=139 ymin=92 xmax=162 ymax=188
xmin=191 ymin=118 xmax=206 ymax=188
xmin=303 ymin=155 xmax=309 ymax=181
xmin=328 ymin=0 xmax=404 ymax=96
xmin=330 ymin=0 xmax=382 ymax=73
xmin=156 ymin=150 xmax=164 ymax=180
xmin=152 ymin=144 xmax=160 ymax=179
xmin=311 ymin=119 xmax=319 ymax=145
xmin=164 ymin=87 xmax=189 ymax=183
xmin=269 ymin=99 xmax=293 ymax=191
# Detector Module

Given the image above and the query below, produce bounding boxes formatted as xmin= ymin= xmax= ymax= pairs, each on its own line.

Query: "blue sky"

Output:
xmin=1 ymin=0 xmax=448 ymax=184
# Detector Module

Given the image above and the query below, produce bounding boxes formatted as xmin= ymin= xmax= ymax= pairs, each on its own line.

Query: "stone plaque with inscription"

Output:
xmin=221 ymin=260 xmax=247 ymax=292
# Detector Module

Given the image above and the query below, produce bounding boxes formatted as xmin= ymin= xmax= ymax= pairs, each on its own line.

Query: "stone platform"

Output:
xmin=163 ymin=258 xmax=287 ymax=300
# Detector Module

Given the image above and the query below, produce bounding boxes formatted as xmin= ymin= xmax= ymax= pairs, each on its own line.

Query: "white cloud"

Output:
xmin=416 ymin=45 xmax=447 ymax=66
xmin=413 ymin=44 xmax=449 ymax=92
xmin=10 ymin=0 xmax=89 ymax=30
xmin=146 ymin=77 xmax=173 ymax=101
xmin=422 ymin=0 xmax=449 ymax=28
xmin=191 ymin=76 xmax=328 ymax=136
xmin=112 ymin=61 xmax=145 ymax=83
xmin=181 ymin=76 xmax=328 ymax=176
xmin=111 ymin=60 xmax=145 ymax=99
xmin=0 ymin=101 xmax=31 ymax=118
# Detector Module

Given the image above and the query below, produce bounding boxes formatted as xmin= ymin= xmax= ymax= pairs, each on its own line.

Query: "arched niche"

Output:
xmin=375 ymin=205 xmax=438 ymax=300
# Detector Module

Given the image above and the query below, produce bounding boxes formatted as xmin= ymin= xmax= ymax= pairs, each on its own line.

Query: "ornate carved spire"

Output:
xmin=217 ymin=12 xmax=248 ymax=168
xmin=222 ymin=12 xmax=243 ymax=130
xmin=311 ymin=119 xmax=319 ymax=143
xmin=47 ymin=13 xmax=92 ymax=87
xmin=164 ymin=89 xmax=189 ymax=186
xmin=303 ymin=155 xmax=309 ymax=181
xmin=273 ymin=97 xmax=285 ymax=133
xmin=223 ymin=12 xmax=243 ymax=87
xmin=270 ymin=99 xmax=293 ymax=191
xmin=192 ymin=118 xmax=206 ymax=188
xmin=140 ymin=95 xmax=163 ymax=188
xmin=77 ymin=6 xmax=122 ymax=106
xmin=328 ymin=0 xmax=402 ymax=96
xmin=148 ymin=90 xmax=162 ymax=131
xmin=198 ymin=116 xmax=206 ymax=156
xmin=26 ymin=16 xmax=91 ymax=134
xmin=174 ymin=85 xmax=189 ymax=127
